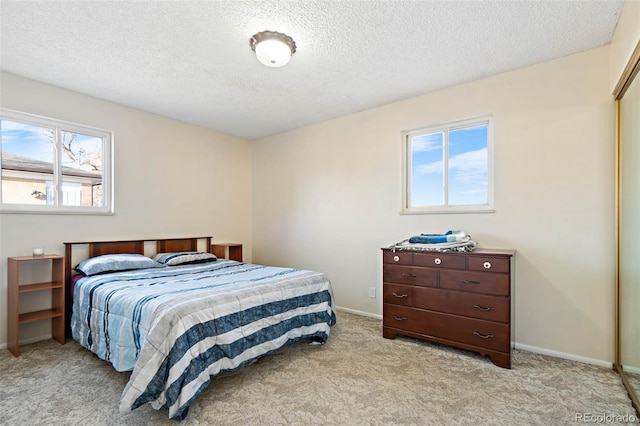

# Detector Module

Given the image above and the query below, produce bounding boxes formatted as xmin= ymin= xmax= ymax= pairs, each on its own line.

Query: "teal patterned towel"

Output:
xmin=409 ymin=230 xmax=467 ymax=244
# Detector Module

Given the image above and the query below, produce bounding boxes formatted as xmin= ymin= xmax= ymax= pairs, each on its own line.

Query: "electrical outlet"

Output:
xmin=369 ymin=287 xmax=376 ymax=298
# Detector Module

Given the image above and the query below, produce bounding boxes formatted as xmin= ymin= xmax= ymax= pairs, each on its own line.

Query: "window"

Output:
xmin=402 ymin=117 xmax=493 ymax=213
xmin=1 ymin=109 xmax=113 ymax=214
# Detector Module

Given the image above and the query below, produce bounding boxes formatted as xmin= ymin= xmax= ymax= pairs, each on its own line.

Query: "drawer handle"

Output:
xmin=434 ymin=258 xmax=442 ymax=265
xmin=393 ymin=315 xmax=408 ymax=321
xmin=402 ymin=273 xmax=417 ymax=278
xmin=461 ymin=280 xmax=481 ymax=285
xmin=392 ymin=292 xmax=408 ymax=298
xmin=473 ymin=304 xmax=495 ymax=312
xmin=483 ymin=261 xmax=492 ymax=269
xmin=473 ymin=332 xmax=495 ymax=339
xmin=393 ymin=256 xmax=400 ymax=262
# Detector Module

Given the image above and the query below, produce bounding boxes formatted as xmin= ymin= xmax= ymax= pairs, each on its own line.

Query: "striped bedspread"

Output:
xmin=72 ymin=259 xmax=336 ymax=420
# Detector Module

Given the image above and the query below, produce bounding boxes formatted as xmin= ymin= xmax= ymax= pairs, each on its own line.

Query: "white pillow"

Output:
xmin=75 ymin=253 xmax=164 ymax=276
xmin=151 ymin=251 xmax=217 ymax=266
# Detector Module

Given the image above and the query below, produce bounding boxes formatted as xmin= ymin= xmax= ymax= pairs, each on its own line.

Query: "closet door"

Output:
xmin=616 ymin=40 xmax=640 ymax=414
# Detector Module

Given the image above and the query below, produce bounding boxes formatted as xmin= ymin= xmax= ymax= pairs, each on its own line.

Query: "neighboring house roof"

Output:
xmin=1 ymin=152 xmax=102 ymax=179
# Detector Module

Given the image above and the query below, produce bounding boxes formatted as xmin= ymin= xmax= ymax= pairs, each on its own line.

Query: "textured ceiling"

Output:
xmin=0 ymin=0 xmax=625 ymax=140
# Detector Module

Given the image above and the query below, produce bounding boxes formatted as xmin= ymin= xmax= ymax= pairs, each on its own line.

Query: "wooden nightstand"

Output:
xmin=7 ymin=255 xmax=65 ymax=356
xmin=211 ymin=243 xmax=243 ymax=262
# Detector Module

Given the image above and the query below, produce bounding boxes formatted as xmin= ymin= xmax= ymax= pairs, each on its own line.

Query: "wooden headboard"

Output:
xmin=63 ymin=236 xmax=212 ymax=337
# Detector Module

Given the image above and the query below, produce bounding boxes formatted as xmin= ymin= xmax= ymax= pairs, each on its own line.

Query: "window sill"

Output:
xmin=400 ymin=208 xmax=495 ymax=215
xmin=1 ymin=207 xmax=114 ymax=215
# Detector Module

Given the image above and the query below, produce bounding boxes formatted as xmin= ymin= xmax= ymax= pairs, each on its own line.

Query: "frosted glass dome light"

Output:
xmin=250 ymin=31 xmax=297 ymax=68
xmin=255 ymin=38 xmax=291 ymax=67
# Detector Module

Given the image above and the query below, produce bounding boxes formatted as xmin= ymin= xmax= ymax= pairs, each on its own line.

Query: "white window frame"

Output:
xmin=0 ymin=108 xmax=114 ymax=215
xmin=401 ymin=116 xmax=494 ymax=214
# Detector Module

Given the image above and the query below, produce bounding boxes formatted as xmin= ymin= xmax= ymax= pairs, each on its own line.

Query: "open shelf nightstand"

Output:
xmin=7 ymin=255 xmax=65 ymax=356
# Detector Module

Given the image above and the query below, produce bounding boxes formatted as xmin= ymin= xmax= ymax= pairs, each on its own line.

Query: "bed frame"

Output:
xmin=63 ymin=236 xmax=212 ymax=337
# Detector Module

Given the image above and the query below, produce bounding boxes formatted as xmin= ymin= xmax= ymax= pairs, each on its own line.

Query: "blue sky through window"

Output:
xmin=1 ymin=120 xmax=53 ymax=162
xmin=411 ymin=132 xmax=444 ymax=206
xmin=410 ymin=124 xmax=488 ymax=207
xmin=448 ymin=126 xmax=488 ymax=205
xmin=1 ymin=119 xmax=102 ymax=171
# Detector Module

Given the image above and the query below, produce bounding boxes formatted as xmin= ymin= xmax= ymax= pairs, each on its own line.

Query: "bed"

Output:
xmin=63 ymin=237 xmax=336 ymax=420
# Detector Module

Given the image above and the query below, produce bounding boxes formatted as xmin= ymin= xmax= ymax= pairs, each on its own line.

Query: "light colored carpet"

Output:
xmin=0 ymin=311 xmax=637 ymax=425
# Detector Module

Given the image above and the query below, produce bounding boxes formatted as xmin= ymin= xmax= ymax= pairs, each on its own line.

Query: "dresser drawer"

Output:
xmin=383 ymin=283 xmax=417 ymax=306
xmin=383 ymin=304 xmax=510 ymax=352
xmin=436 ymin=290 xmax=509 ymax=323
xmin=413 ymin=252 xmax=466 ymax=269
xmin=382 ymin=251 xmax=413 ymax=265
xmin=440 ymin=270 xmax=509 ymax=296
xmin=468 ymin=256 xmax=510 ymax=273
xmin=383 ymin=284 xmax=509 ymax=323
xmin=383 ymin=265 xmax=437 ymax=287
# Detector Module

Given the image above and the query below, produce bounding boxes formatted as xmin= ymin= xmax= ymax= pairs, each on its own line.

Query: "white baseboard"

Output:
xmin=334 ymin=308 xmax=614 ymax=369
xmin=622 ymin=364 xmax=640 ymax=375
xmin=335 ymin=305 xmax=382 ymax=320
xmin=0 ymin=334 xmax=53 ymax=351
xmin=3 ymin=315 xmax=615 ymax=372
xmin=514 ymin=342 xmax=613 ymax=369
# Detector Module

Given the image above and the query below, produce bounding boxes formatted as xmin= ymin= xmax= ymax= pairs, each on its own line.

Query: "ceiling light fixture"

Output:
xmin=249 ymin=31 xmax=297 ymax=68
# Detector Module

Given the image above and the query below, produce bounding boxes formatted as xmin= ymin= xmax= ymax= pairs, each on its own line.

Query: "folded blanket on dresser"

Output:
xmin=391 ymin=230 xmax=477 ymax=252
xmin=408 ymin=230 xmax=468 ymax=244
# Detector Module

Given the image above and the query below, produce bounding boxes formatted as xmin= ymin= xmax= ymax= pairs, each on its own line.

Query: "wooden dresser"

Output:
xmin=382 ymin=248 xmax=515 ymax=368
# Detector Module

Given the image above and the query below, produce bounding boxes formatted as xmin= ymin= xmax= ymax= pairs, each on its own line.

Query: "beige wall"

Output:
xmin=252 ymin=46 xmax=616 ymax=364
xmin=0 ymin=72 xmax=253 ymax=345
xmin=4 ymin=0 xmax=638 ymax=364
